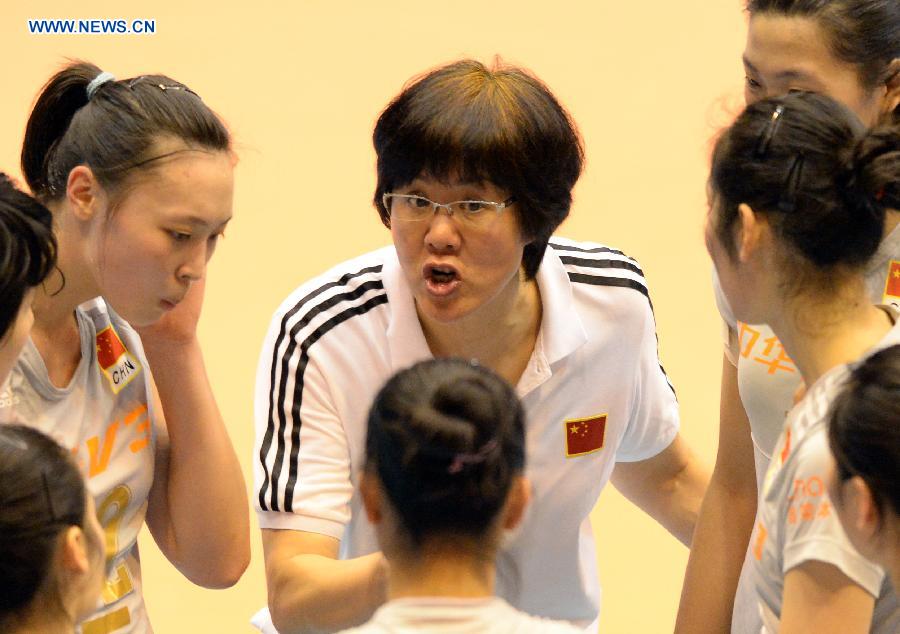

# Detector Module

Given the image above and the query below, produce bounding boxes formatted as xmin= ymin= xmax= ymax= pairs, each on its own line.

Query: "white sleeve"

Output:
xmin=712 ymin=267 xmax=740 ymax=366
xmin=253 ymin=310 xmax=353 ymax=539
xmin=616 ymin=290 xmax=680 ymax=462
xmin=781 ymin=434 xmax=885 ymax=597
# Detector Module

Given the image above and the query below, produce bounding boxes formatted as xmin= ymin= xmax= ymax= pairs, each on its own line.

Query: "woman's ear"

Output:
xmin=58 ymin=526 xmax=91 ymax=576
xmin=360 ymin=470 xmax=384 ymax=525
xmin=846 ymin=476 xmax=883 ymax=542
xmin=502 ymin=476 xmax=532 ymax=530
xmin=882 ymin=58 xmax=900 ymax=117
xmin=736 ymin=203 xmax=768 ymax=264
xmin=65 ymin=166 xmax=103 ymax=222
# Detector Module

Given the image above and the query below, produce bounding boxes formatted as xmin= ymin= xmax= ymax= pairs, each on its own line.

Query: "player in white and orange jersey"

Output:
xmin=0 ymin=61 xmax=249 ymax=634
xmin=677 ymin=2 xmax=900 ymax=632
xmin=703 ymin=91 xmax=899 ymax=633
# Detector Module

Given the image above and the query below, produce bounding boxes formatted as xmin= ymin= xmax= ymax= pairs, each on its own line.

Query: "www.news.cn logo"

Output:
xmin=28 ymin=19 xmax=156 ymax=35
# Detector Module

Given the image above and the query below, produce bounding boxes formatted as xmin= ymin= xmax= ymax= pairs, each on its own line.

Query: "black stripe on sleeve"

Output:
xmin=566 ymin=271 xmax=675 ymax=397
xmin=549 ymin=241 xmax=628 ymax=258
xmin=282 ymin=293 xmax=389 ymax=511
xmin=566 ymin=272 xmax=650 ymax=303
xmin=558 ymin=255 xmax=645 ymax=278
xmin=258 ymin=265 xmax=382 ymax=512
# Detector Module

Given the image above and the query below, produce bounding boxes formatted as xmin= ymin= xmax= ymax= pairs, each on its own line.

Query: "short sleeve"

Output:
xmin=253 ymin=310 xmax=353 ymax=539
xmin=781 ymin=433 xmax=885 ymax=597
xmin=616 ymin=289 xmax=680 ymax=462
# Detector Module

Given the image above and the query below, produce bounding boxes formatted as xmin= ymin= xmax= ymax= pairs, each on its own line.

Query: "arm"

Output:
xmin=779 ymin=561 xmax=874 ymax=634
xmin=610 ymin=432 xmax=709 ymax=547
xmin=141 ymin=280 xmax=250 ymax=588
xmin=675 ymin=354 xmax=759 ymax=633
xmin=263 ymin=529 xmax=387 ymax=634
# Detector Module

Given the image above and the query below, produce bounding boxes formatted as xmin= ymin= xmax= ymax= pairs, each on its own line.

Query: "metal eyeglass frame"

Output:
xmin=383 ymin=193 xmax=516 ymax=221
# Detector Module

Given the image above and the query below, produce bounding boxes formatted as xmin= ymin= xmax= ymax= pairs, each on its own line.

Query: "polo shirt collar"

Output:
xmin=383 ymin=249 xmax=433 ymax=372
xmin=382 ymin=244 xmax=588 ymax=374
xmin=536 ymin=245 xmax=588 ymax=365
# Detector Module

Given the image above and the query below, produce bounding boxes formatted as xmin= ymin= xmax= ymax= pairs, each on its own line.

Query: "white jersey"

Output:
xmin=0 ymin=297 xmax=156 ymax=634
xmin=254 ymin=239 xmax=679 ymax=627
xmin=712 ymin=224 xmax=900 ymax=633
xmin=713 ymin=222 xmax=900 ymax=484
xmin=751 ymin=317 xmax=900 ymax=633
xmin=337 ymin=597 xmax=583 ymax=634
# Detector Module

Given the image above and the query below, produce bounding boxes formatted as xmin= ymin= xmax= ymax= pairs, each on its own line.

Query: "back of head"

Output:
xmin=21 ymin=60 xmax=231 ymax=203
xmin=372 ymin=59 xmax=584 ymax=279
xmin=828 ymin=344 xmax=900 ymax=519
xmin=746 ymin=0 xmax=900 ymax=119
xmin=365 ymin=358 xmax=525 ymax=548
xmin=710 ymin=91 xmax=899 ymax=277
xmin=0 ymin=425 xmax=86 ymax=621
xmin=0 ymin=174 xmax=56 ymax=340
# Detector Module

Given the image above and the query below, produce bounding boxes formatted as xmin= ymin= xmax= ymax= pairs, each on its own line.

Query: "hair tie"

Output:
xmin=86 ymin=71 xmax=116 ymax=100
xmin=447 ymin=438 xmax=499 ymax=474
xmin=876 ymin=188 xmax=886 ymax=202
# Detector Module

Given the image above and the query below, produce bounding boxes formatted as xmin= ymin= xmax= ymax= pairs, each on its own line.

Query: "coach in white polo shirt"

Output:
xmin=254 ymin=59 xmax=708 ymax=633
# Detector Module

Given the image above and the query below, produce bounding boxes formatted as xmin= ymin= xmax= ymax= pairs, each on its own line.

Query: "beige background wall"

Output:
xmin=1 ymin=1 xmax=748 ymax=631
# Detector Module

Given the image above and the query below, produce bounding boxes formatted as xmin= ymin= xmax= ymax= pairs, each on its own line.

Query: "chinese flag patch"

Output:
xmin=96 ymin=326 xmax=127 ymax=370
xmin=884 ymin=260 xmax=900 ymax=300
xmin=564 ymin=414 xmax=607 ymax=458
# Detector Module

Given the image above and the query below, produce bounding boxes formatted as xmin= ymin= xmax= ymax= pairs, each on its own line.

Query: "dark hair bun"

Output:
xmin=366 ymin=358 xmax=526 ymax=546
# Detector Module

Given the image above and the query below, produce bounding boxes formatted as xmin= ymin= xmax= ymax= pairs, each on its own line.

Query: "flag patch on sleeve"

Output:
xmin=564 ymin=414 xmax=607 ymax=457
xmin=96 ymin=326 xmax=141 ymax=394
xmin=883 ymin=260 xmax=900 ymax=306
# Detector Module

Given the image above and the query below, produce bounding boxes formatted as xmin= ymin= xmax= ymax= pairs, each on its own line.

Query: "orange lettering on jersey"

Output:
xmin=130 ymin=418 xmax=151 ymax=453
xmin=800 ymin=502 xmax=815 ymax=521
xmin=753 ymin=522 xmax=768 ymax=561
xmin=122 ymin=404 xmax=151 ymax=453
xmin=753 ymin=337 xmax=796 ymax=374
xmin=86 ymin=421 xmax=121 ymax=478
xmin=780 ymin=429 xmax=791 ymax=465
xmin=738 ymin=323 xmax=761 ymax=359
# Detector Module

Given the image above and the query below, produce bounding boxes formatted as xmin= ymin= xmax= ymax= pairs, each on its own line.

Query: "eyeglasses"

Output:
xmin=383 ymin=193 xmax=515 ymax=228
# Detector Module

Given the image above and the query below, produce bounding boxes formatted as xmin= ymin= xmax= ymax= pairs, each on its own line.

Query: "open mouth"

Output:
xmin=423 ymin=264 xmax=461 ymax=296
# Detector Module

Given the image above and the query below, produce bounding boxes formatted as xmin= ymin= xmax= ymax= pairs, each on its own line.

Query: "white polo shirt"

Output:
xmin=751 ymin=317 xmax=900 ymax=634
xmin=254 ymin=238 xmax=679 ymax=626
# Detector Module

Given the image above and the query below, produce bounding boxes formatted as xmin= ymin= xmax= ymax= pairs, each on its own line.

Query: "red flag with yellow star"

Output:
xmin=565 ymin=414 xmax=607 ymax=457
xmin=96 ymin=326 xmax=127 ymax=370
xmin=884 ymin=260 xmax=900 ymax=300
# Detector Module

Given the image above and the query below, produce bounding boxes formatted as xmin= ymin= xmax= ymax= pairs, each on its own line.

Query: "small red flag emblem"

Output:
xmin=96 ymin=326 xmax=127 ymax=370
xmin=884 ymin=260 xmax=900 ymax=300
xmin=564 ymin=414 xmax=607 ymax=458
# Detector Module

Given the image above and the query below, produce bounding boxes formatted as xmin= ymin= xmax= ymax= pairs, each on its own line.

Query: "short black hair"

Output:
xmin=373 ymin=59 xmax=584 ymax=279
xmin=0 ymin=174 xmax=56 ymax=340
xmin=365 ymin=358 xmax=525 ymax=548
